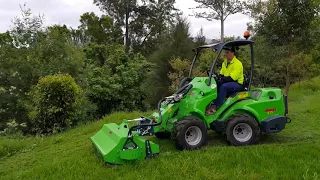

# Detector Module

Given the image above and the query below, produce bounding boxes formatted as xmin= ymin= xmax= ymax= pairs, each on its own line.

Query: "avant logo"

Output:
xmin=265 ymin=108 xmax=277 ymax=114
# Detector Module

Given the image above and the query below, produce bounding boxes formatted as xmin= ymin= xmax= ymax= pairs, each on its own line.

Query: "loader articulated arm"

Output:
xmin=127 ymin=97 xmax=166 ymax=137
xmin=127 ymin=83 xmax=193 ymax=137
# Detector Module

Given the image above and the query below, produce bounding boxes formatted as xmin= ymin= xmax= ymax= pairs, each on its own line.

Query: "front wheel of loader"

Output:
xmin=226 ymin=114 xmax=260 ymax=146
xmin=171 ymin=116 xmax=208 ymax=150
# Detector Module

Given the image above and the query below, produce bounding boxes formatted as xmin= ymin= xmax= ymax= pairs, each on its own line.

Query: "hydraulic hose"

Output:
xmin=124 ymin=97 xmax=166 ymax=150
xmin=128 ymin=97 xmax=166 ymax=136
xmin=127 ymin=83 xmax=193 ymax=136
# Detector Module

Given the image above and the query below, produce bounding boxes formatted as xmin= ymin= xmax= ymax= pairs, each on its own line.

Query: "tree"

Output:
xmin=76 ymin=12 xmax=123 ymax=45
xmin=9 ymin=4 xmax=45 ymax=48
xmin=93 ymin=0 xmax=177 ymax=55
xmin=84 ymin=45 xmax=153 ymax=116
xmin=191 ymin=0 xmax=245 ymax=42
xmin=194 ymin=26 xmax=206 ymax=47
xmin=0 ymin=6 xmax=88 ymax=131
xmin=168 ymin=49 xmax=213 ymax=92
xmin=249 ymin=0 xmax=319 ymax=94
xmin=255 ymin=0 xmax=316 ymax=48
xmin=146 ymin=15 xmax=195 ymax=106
xmin=0 ymin=5 xmax=47 ymax=131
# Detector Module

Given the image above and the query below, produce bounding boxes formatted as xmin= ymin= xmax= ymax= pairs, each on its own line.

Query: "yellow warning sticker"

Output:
xmin=238 ymin=92 xmax=249 ymax=99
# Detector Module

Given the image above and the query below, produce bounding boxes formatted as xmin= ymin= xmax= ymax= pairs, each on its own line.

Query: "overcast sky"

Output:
xmin=0 ymin=0 xmax=251 ymax=40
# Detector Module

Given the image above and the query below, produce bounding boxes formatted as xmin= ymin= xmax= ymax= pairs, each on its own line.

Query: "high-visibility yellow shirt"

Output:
xmin=219 ymin=56 xmax=244 ymax=84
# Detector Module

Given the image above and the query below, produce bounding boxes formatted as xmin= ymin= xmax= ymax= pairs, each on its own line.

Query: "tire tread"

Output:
xmin=171 ymin=116 xmax=208 ymax=150
xmin=226 ymin=114 xmax=260 ymax=146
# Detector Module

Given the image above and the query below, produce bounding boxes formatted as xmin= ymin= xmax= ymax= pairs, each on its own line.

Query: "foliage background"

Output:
xmin=0 ymin=1 xmax=320 ymax=134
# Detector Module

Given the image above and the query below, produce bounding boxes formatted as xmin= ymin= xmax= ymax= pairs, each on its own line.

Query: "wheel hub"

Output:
xmin=237 ymin=128 xmax=243 ymax=133
xmin=233 ymin=123 xmax=252 ymax=142
xmin=185 ymin=126 xmax=202 ymax=146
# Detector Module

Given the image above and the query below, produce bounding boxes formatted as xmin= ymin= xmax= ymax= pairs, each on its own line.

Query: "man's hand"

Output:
xmin=214 ymin=74 xmax=224 ymax=81
xmin=207 ymin=70 xmax=221 ymax=79
xmin=221 ymin=76 xmax=234 ymax=83
xmin=218 ymin=74 xmax=224 ymax=79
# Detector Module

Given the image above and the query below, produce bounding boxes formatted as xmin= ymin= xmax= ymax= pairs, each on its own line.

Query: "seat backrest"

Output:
xmin=242 ymin=74 xmax=250 ymax=91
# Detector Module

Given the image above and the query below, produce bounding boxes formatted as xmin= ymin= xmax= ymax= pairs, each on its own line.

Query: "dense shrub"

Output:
xmin=24 ymin=74 xmax=82 ymax=134
xmin=0 ymin=120 xmax=27 ymax=136
xmin=70 ymin=95 xmax=97 ymax=125
xmin=1 ymin=4 xmax=320 ymax=135
xmin=84 ymin=45 xmax=153 ymax=116
xmin=291 ymin=76 xmax=320 ymax=92
xmin=168 ymin=57 xmax=207 ymax=92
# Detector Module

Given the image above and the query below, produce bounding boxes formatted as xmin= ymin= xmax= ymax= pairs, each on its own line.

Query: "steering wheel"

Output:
xmin=207 ymin=69 xmax=219 ymax=79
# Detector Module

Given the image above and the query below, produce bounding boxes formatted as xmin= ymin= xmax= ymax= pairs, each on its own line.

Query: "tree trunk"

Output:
xmin=285 ymin=65 xmax=290 ymax=95
xmin=220 ymin=15 xmax=224 ymax=43
xmin=125 ymin=4 xmax=129 ymax=53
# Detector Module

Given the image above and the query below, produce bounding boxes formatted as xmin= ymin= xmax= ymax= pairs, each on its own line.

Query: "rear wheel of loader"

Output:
xmin=226 ymin=114 xmax=260 ymax=146
xmin=171 ymin=116 xmax=208 ymax=150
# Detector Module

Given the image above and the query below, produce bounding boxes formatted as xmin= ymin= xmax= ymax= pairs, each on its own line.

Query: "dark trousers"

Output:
xmin=213 ymin=80 xmax=242 ymax=106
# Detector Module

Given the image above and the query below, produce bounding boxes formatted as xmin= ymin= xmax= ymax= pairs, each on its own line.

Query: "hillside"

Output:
xmin=1 ymin=78 xmax=320 ymax=180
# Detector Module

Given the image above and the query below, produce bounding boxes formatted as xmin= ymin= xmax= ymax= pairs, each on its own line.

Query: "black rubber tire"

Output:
xmin=226 ymin=114 xmax=260 ymax=146
xmin=171 ymin=116 xmax=208 ymax=150
xmin=155 ymin=132 xmax=171 ymax=139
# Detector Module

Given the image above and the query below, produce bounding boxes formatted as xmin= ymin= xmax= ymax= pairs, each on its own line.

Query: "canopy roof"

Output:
xmin=194 ymin=40 xmax=254 ymax=52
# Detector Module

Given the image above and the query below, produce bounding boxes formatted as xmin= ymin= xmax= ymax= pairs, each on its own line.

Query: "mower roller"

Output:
xmin=91 ymin=33 xmax=290 ymax=165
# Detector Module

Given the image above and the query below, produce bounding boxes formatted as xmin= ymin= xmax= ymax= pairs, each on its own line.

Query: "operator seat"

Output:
xmin=226 ymin=75 xmax=250 ymax=98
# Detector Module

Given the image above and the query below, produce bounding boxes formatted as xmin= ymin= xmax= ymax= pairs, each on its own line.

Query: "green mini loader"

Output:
xmin=91 ymin=35 xmax=290 ymax=165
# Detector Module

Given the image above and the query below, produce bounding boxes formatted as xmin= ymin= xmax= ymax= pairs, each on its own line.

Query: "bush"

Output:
xmin=24 ymin=73 xmax=82 ymax=134
xmin=71 ymin=95 xmax=97 ymax=125
xmin=291 ymin=76 xmax=320 ymax=92
xmin=85 ymin=45 xmax=153 ymax=116
xmin=0 ymin=120 xmax=27 ymax=136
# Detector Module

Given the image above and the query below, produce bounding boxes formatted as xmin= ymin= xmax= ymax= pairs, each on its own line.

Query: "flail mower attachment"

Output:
xmin=91 ymin=98 xmax=168 ymax=165
xmin=91 ymin=117 xmax=160 ymax=165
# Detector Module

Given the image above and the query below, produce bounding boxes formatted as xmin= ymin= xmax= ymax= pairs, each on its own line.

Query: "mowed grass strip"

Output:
xmin=1 ymin=85 xmax=320 ymax=180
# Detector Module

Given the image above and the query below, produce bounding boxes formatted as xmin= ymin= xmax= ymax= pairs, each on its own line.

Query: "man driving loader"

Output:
xmin=206 ymin=46 xmax=244 ymax=115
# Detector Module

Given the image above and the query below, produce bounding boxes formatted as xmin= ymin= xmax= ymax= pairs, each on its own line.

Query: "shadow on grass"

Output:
xmin=148 ymin=130 xmax=313 ymax=152
xmin=148 ymin=131 xmax=228 ymax=153
xmin=152 ymin=130 xmax=318 ymax=153
xmin=258 ymin=133 xmax=318 ymax=145
xmin=89 ymin=129 xmax=317 ymax=167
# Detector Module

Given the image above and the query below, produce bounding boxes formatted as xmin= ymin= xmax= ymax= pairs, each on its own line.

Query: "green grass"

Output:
xmin=1 ymin=82 xmax=320 ymax=180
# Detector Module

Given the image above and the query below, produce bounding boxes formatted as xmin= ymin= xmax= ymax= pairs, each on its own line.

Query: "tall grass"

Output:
xmin=1 ymin=84 xmax=320 ymax=180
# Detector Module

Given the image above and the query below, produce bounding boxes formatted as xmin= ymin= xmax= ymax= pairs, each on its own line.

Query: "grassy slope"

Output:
xmin=1 ymin=79 xmax=320 ymax=180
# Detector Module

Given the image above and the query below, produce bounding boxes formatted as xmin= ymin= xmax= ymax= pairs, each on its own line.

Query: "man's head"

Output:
xmin=224 ymin=47 xmax=235 ymax=61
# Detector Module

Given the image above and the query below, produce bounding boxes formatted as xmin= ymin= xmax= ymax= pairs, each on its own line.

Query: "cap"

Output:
xmin=223 ymin=46 xmax=236 ymax=53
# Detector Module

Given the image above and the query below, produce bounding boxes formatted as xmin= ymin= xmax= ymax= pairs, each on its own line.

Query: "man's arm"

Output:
xmin=219 ymin=61 xmax=226 ymax=76
xmin=222 ymin=62 xmax=243 ymax=83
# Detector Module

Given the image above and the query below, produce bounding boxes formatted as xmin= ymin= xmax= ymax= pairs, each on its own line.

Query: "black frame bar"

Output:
xmin=189 ymin=40 xmax=255 ymax=91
